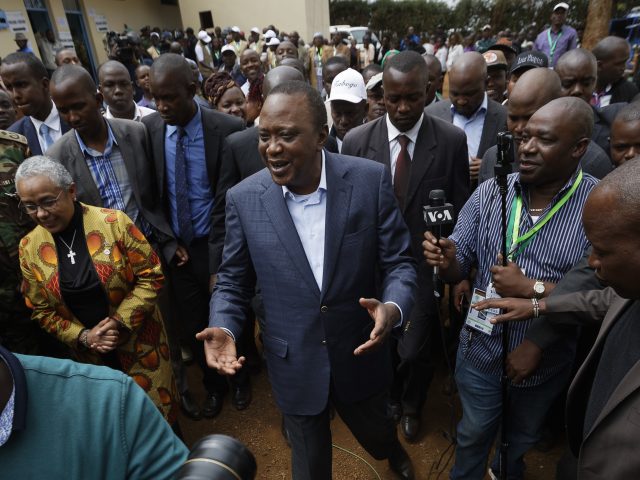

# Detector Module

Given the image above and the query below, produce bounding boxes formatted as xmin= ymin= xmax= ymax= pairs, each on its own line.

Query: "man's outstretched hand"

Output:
xmin=354 ymin=298 xmax=399 ymax=356
xmin=196 ymin=327 xmax=245 ymax=375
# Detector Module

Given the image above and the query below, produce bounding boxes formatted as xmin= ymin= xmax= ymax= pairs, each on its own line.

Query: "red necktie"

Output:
xmin=394 ymin=135 xmax=411 ymax=208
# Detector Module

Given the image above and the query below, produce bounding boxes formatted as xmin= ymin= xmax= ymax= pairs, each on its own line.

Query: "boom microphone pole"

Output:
xmin=495 ymin=131 xmax=514 ymax=480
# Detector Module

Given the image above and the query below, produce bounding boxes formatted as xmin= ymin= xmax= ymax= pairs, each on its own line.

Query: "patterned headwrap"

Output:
xmin=204 ymin=71 xmax=241 ymax=108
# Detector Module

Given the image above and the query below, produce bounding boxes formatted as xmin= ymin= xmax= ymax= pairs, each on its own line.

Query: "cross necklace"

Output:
xmin=59 ymin=229 xmax=77 ymax=265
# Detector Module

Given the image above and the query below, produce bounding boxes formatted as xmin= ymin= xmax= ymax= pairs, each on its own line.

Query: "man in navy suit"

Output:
xmin=198 ymin=81 xmax=418 ymax=480
xmin=1 ymin=53 xmax=70 ymax=154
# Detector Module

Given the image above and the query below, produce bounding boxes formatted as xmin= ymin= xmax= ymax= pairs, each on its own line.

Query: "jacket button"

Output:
xmin=321 ymin=340 xmax=327 ymax=345
xmin=320 ymin=305 xmax=328 ymax=313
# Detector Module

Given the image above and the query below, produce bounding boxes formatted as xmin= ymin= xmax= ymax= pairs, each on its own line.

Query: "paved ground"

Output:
xmin=180 ymin=362 xmax=563 ymax=479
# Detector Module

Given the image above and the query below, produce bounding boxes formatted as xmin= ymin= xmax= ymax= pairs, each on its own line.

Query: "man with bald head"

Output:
xmin=472 ymin=159 xmax=640 ymax=478
xmin=99 ymin=60 xmax=155 ymax=121
xmin=555 ymin=48 xmax=626 ymax=158
xmin=426 ymin=52 xmax=507 ymax=185
xmin=478 ymin=67 xmax=612 ymax=183
xmin=46 ymin=65 xmax=177 ymax=262
xmin=592 ymin=36 xmax=638 ymax=106
xmin=423 ymin=54 xmax=443 ymax=105
xmin=423 ymin=96 xmax=599 ymax=479
xmin=142 ymin=53 xmax=244 ymax=419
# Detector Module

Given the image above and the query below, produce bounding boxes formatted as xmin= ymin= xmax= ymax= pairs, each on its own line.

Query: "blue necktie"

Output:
xmin=174 ymin=127 xmax=195 ymax=245
xmin=39 ymin=123 xmax=54 ymax=151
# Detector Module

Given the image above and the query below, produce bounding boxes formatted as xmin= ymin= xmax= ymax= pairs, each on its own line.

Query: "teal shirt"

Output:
xmin=0 ymin=354 xmax=188 ymax=479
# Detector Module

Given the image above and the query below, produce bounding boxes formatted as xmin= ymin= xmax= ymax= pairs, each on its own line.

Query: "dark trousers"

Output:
xmin=283 ymin=387 xmax=401 ymax=480
xmin=167 ymin=237 xmax=248 ymax=395
xmin=392 ymin=269 xmax=439 ymax=416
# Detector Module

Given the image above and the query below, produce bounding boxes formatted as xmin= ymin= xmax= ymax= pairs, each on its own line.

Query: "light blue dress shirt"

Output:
xmin=452 ymin=93 xmax=488 ymax=160
xmin=283 ymin=154 xmax=328 ymax=290
xmin=164 ymin=103 xmax=212 ymax=239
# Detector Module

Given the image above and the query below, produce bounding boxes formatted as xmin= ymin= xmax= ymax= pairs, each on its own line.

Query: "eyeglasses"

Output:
xmin=19 ymin=190 xmax=64 ymax=214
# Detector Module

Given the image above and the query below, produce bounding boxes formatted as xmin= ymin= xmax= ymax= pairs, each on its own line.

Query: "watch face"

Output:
xmin=534 ymin=282 xmax=545 ymax=294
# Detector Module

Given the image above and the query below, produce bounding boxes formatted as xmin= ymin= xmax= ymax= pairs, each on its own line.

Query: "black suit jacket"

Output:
xmin=142 ymin=107 xmax=244 ymax=203
xmin=8 ymin=114 xmax=70 ymax=156
xmin=609 ymin=78 xmax=639 ymax=105
xmin=341 ymin=114 xmax=470 ymax=263
xmin=424 ymin=97 xmax=507 ymax=159
xmin=208 ymin=126 xmax=339 ymax=273
xmin=592 ymin=103 xmax=626 ymax=158
xmin=45 ymin=118 xmax=177 ymax=262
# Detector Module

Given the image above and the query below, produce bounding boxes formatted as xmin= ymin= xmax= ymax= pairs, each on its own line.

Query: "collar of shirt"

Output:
xmin=166 ymin=101 xmax=202 ymax=141
xmin=451 ymin=92 xmax=488 ymax=120
xmin=517 ymin=165 xmax=583 ymax=206
xmin=30 ymin=102 xmax=61 ymax=135
xmin=105 ymin=102 xmax=154 ymax=122
xmin=385 ymin=112 xmax=424 ymax=144
xmin=0 ymin=356 xmax=15 ymax=447
xmin=75 ymin=120 xmax=118 ymax=157
xmin=282 ymin=150 xmax=327 ymax=199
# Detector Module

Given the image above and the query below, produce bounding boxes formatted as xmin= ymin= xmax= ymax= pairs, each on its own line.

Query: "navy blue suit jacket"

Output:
xmin=210 ymin=152 xmax=417 ymax=415
xmin=8 ymin=115 xmax=70 ymax=156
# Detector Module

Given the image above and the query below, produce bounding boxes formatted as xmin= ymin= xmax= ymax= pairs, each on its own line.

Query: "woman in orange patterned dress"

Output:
xmin=15 ymin=156 xmax=179 ymax=428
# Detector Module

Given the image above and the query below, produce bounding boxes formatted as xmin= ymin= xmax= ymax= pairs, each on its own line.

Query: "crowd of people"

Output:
xmin=2 ymin=0 xmax=640 ymax=478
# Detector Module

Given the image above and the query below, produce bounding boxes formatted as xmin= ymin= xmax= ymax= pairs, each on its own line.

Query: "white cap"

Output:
xmin=365 ymin=72 xmax=383 ymax=91
xmin=482 ymin=24 xmax=492 ymax=31
xmin=231 ymin=26 xmax=241 ymax=33
xmin=329 ymin=68 xmax=366 ymax=103
xmin=313 ymin=31 xmax=323 ymax=38
xmin=197 ymin=30 xmax=211 ymax=43
xmin=553 ymin=2 xmax=569 ymax=11
xmin=150 ymin=32 xmax=160 ymax=38
xmin=221 ymin=44 xmax=236 ymax=55
xmin=264 ymin=29 xmax=276 ymax=39
xmin=251 ymin=27 xmax=260 ymax=34
xmin=266 ymin=37 xmax=280 ymax=47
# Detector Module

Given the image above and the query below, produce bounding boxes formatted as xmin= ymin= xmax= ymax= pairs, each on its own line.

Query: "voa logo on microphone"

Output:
xmin=426 ymin=209 xmax=453 ymax=223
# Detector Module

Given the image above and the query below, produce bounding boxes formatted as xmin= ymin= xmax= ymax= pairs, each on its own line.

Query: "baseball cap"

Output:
xmin=366 ymin=72 xmax=383 ymax=91
xmin=491 ymin=37 xmax=517 ymax=55
xmin=150 ymin=32 xmax=160 ymax=39
xmin=221 ymin=44 xmax=236 ymax=55
xmin=251 ymin=27 xmax=260 ymax=34
xmin=14 ymin=32 xmax=28 ymax=41
xmin=511 ymin=51 xmax=549 ymax=74
xmin=483 ymin=50 xmax=508 ymax=70
xmin=313 ymin=32 xmax=323 ymax=38
xmin=231 ymin=26 xmax=241 ymax=33
xmin=329 ymin=68 xmax=366 ymax=103
xmin=197 ymin=30 xmax=212 ymax=43
xmin=553 ymin=2 xmax=570 ymax=11
xmin=266 ymin=37 xmax=280 ymax=47
xmin=264 ymin=30 xmax=276 ymax=39
xmin=482 ymin=25 xmax=492 ymax=31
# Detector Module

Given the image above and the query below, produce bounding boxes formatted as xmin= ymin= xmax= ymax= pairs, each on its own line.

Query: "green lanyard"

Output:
xmin=506 ymin=170 xmax=583 ymax=261
xmin=547 ymin=29 xmax=563 ymax=63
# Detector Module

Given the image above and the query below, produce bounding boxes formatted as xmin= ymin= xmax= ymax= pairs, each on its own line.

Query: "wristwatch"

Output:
xmin=533 ymin=280 xmax=545 ymax=299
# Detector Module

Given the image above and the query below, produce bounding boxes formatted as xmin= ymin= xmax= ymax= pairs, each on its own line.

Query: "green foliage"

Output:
xmin=328 ymin=0 xmax=594 ymax=36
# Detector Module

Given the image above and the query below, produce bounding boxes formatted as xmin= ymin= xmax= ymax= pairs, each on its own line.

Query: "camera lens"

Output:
xmin=175 ymin=434 xmax=257 ymax=480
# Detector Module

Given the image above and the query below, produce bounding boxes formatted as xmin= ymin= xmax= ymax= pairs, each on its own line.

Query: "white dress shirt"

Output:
xmin=30 ymin=103 xmax=63 ymax=152
xmin=386 ymin=113 xmax=424 ymax=183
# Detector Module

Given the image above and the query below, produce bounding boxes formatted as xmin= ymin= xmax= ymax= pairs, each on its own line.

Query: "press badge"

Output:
xmin=465 ymin=286 xmax=500 ymax=335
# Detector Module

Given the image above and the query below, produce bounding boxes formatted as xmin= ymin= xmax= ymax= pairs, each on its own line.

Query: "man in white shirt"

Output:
xmin=1 ymin=53 xmax=69 ymax=155
xmin=99 ymin=60 xmax=154 ymax=122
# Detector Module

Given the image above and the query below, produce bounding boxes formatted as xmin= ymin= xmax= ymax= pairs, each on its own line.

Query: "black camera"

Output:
xmin=175 ymin=434 xmax=257 ymax=479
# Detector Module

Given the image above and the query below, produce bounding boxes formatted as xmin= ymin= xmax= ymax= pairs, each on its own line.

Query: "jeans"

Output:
xmin=450 ymin=346 xmax=572 ymax=480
